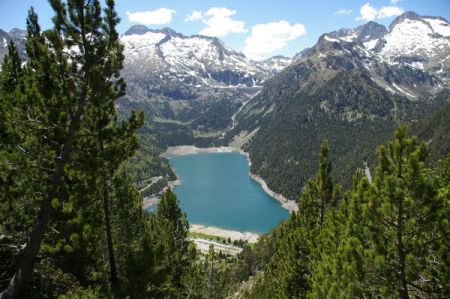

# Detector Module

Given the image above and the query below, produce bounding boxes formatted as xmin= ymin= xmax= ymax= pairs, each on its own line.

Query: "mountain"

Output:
xmin=121 ymin=25 xmax=291 ymax=90
xmin=224 ymin=12 xmax=450 ymax=200
xmin=1 ymin=13 xmax=448 ymax=199
xmin=412 ymin=96 xmax=450 ymax=164
xmin=0 ymin=28 xmax=26 ymax=62
xmin=0 ymin=25 xmax=292 ymax=192
xmin=0 ymin=25 xmax=291 ymax=91
xmin=317 ymin=13 xmax=449 ymax=99
xmin=118 ymin=25 xmax=291 ymax=148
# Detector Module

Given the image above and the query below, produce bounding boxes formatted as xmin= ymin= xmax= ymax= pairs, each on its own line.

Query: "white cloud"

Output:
xmin=378 ymin=6 xmax=404 ymax=18
xmin=356 ymin=3 xmax=404 ymax=21
xmin=200 ymin=7 xmax=247 ymax=37
xmin=185 ymin=10 xmax=203 ymax=22
xmin=334 ymin=8 xmax=353 ymax=16
xmin=186 ymin=7 xmax=246 ymax=37
xmin=243 ymin=21 xmax=306 ymax=61
xmin=127 ymin=8 xmax=176 ymax=25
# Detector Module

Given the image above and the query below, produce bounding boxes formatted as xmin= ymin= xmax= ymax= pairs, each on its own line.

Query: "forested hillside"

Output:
xmin=0 ymin=1 xmax=196 ymax=298
xmin=1 ymin=1 xmax=449 ymax=298
xmin=230 ymin=128 xmax=449 ymax=298
xmin=224 ymin=13 xmax=450 ymax=200
xmin=412 ymin=98 xmax=450 ymax=165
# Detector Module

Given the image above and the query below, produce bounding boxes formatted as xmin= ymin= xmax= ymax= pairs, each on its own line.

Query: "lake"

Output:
xmin=166 ymin=152 xmax=289 ymax=233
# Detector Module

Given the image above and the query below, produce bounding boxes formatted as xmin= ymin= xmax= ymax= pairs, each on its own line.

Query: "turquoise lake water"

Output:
xmin=167 ymin=152 xmax=289 ymax=233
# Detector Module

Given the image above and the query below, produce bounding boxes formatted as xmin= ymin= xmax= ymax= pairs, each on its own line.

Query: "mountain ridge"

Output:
xmin=1 ymin=11 xmax=448 ymax=199
xmin=224 ymin=11 xmax=450 ymax=200
xmin=120 ymin=24 xmax=292 ymax=91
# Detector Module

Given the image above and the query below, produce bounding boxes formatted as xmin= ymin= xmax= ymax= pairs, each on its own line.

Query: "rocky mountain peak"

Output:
xmin=291 ymin=11 xmax=449 ymax=100
xmin=157 ymin=27 xmax=180 ymax=37
xmin=326 ymin=21 xmax=387 ymax=44
xmin=356 ymin=21 xmax=387 ymax=42
xmin=8 ymin=28 xmax=26 ymax=40
xmin=389 ymin=11 xmax=422 ymax=31
xmin=0 ymin=28 xmax=27 ymax=62
xmin=120 ymin=25 xmax=292 ymax=90
xmin=123 ymin=24 xmax=150 ymax=36
xmin=0 ymin=28 xmax=8 ymax=39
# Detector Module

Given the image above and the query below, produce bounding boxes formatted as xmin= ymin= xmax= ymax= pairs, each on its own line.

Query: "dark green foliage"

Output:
xmin=244 ymin=139 xmax=340 ymax=298
xmin=0 ymin=1 xmax=189 ymax=298
xmin=0 ymin=2 xmax=206 ymax=298
xmin=362 ymin=126 xmax=448 ymax=297
xmin=239 ymin=127 xmax=449 ymax=299
xmin=123 ymin=188 xmax=195 ymax=298
xmin=412 ymin=90 xmax=450 ymax=165
xmin=224 ymin=54 xmax=447 ymax=202
xmin=154 ymin=188 xmax=191 ymax=293
xmin=121 ymin=96 xmax=241 ymax=147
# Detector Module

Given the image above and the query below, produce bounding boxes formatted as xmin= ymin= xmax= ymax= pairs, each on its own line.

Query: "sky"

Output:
xmin=1 ymin=0 xmax=449 ymax=60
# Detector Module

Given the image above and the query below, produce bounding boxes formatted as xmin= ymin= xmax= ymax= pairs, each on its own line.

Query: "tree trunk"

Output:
xmin=0 ymin=100 xmax=86 ymax=299
xmin=320 ymin=194 xmax=325 ymax=226
xmin=396 ymin=147 xmax=409 ymax=299
xmin=0 ymin=195 xmax=52 ymax=299
xmin=396 ymin=198 xmax=409 ymax=299
xmin=7 ymin=172 xmax=13 ymax=213
xmin=101 ymin=139 xmax=118 ymax=291
xmin=103 ymin=178 xmax=118 ymax=290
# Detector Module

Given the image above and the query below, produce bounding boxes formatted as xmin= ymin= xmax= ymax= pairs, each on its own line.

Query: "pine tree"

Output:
xmin=0 ymin=41 xmax=24 ymax=230
xmin=0 ymin=1 xmax=127 ymax=297
xmin=365 ymin=126 xmax=448 ymax=298
xmin=308 ymin=128 xmax=449 ymax=298
xmin=80 ymin=80 xmax=143 ymax=291
xmin=0 ymin=41 xmax=22 ymax=93
xmin=205 ymin=244 xmax=221 ymax=299
xmin=251 ymin=139 xmax=340 ymax=298
xmin=155 ymin=188 xmax=191 ymax=296
xmin=308 ymin=171 xmax=372 ymax=298
xmin=125 ymin=188 xmax=193 ymax=298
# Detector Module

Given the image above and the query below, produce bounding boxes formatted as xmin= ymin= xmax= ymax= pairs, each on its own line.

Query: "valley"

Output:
xmin=163 ymin=150 xmax=289 ymax=233
xmin=4 ymin=12 xmax=447 ymax=205
xmin=0 ymin=1 xmax=449 ymax=297
xmin=117 ymin=11 xmax=450 ymax=209
xmin=116 ymin=11 xmax=450 ymax=241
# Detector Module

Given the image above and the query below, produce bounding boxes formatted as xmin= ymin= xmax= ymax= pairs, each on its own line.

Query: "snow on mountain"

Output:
xmin=1 ymin=13 xmax=447 ymax=100
xmin=8 ymin=28 xmax=27 ymax=40
xmin=329 ymin=21 xmax=388 ymax=45
xmin=425 ymin=17 xmax=450 ymax=36
xmin=0 ymin=28 xmax=26 ymax=62
xmin=380 ymin=13 xmax=449 ymax=65
xmin=120 ymin=26 xmax=291 ymax=89
xmin=376 ymin=13 xmax=449 ymax=91
xmin=304 ymin=11 xmax=449 ymax=99
xmin=255 ymin=56 xmax=293 ymax=76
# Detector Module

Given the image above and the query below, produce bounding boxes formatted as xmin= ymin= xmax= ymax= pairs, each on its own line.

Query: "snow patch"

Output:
xmin=363 ymin=39 xmax=378 ymax=50
xmin=324 ymin=35 xmax=340 ymax=43
xmin=339 ymin=32 xmax=357 ymax=42
xmin=392 ymin=83 xmax=416 ymax=98
xmin=380 ymin=18 xmax=449 ymax=63
xmin=411 ymin=61 xmax=424 ymax=70
xmin=424 ymin=18 xmax=450 ymax=37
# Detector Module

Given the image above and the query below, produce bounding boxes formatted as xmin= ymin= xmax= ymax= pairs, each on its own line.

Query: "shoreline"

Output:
xmin=190 ymin=224 xmax=260 ymax=243
xmin=142 ymin=196 xmax=159 ymax=209
xmin=248 ymin=173 xmax=298 ymax=213
xmin=161 ymin=145 xmax=247 ymax=158
xmin=142 ymin=178 xmax=181 ymax=209
xmin=161 ymin=145 xmax=298 ymax=213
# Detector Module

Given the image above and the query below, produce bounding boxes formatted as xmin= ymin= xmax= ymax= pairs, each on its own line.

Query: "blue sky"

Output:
xmin=1 ymin=1 xmax=449 ymax=59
